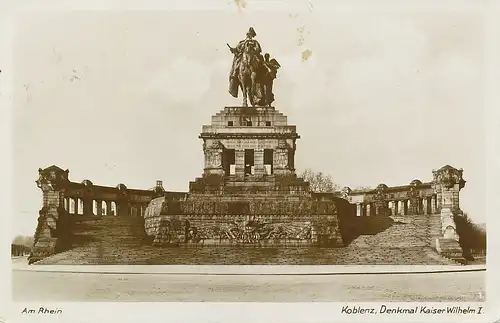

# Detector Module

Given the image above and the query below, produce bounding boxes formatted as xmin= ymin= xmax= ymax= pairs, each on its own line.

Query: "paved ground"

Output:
xmin=12 ymin=257 xmax=485 ymax=302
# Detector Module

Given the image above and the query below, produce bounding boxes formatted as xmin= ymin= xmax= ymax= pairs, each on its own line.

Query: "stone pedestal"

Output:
xmin=147 ymin=106 xmax=343 ymax=248
xmin=29 ymin=166 xmax=71 ymax=264
xmin=374 ymin=184 xmax=389 ymax=216
xmin=432 ymin=165 xmax=466 ymax=255
xmin=407 ymin=180 xmax=421 ymax=215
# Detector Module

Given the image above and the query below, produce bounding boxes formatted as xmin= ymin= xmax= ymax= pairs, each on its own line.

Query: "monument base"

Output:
xmin=144 ymin=197 xmax=344 ymax=248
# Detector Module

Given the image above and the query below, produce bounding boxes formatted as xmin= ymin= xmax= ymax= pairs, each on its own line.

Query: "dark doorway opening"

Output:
xmin=245 ymin=149 xmax=254 ymax=175
xmin=223 ymin=149 xmax=235 ymax=176
xmin=264 ymin=149 xmax=273 ymax=175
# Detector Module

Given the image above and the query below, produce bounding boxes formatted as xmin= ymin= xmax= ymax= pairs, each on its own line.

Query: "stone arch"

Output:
xmin=82 ymin=179 xmax=93 ymax=187
xmin=410 ymin=179 xmax=422 ymax=186
xmin=376 ymin=183 xmax=388 ymax=190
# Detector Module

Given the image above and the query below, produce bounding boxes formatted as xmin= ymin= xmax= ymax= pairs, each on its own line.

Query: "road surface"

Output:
xmin=12 ymin=266 xmax=485 ymax=302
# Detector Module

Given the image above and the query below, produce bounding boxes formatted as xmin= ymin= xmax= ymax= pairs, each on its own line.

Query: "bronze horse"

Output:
xmin=237 ymin=40 xmax=261 ymax=107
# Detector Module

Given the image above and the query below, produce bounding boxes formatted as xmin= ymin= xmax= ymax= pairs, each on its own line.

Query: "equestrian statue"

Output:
xmin=228 ymin=27 xmax=281 ymax=107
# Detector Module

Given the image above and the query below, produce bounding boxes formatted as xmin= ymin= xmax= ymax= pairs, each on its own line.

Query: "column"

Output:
xmin=117 ymin=201 xmax=130 ymax=217
xmin=254 ymin=149 xmax=265 ymax=175
xmin=96 ymin=200 xmax=103 ymax=216
xmin=82 ymin=198 xmax=92 ymax=216
xmin=235 ymin=149 xmax=245 ymax=178
xmin=423 ymin=198 xmax=428 ymax=215
xmin=106 ymin=202 xmax=112 ymax=216
xmin=356 ymin=203 xmax=361 ymax=217
xmin=394 ymin=201 xmax=399 ymax=215
xmin=74 ymin=198 xmax=79 ymax=215
xmin=408 ymin=198 xmax=417 ymax=215
xmin=431 ymin=196 xmax=436 ymax=214
xmin=366 ymin=204 xmax=371 ymax=216
xmin=390 ymin=201 xmax=396 ymax=216
xmin=399 ymin=200 xmax=405 ymax=215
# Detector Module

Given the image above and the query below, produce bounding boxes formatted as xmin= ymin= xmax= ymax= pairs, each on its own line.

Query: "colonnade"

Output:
xmin=63 ymin=197 xmax=148 ymax=217
xmin=355 ymin=195 xmax=439 ymax=216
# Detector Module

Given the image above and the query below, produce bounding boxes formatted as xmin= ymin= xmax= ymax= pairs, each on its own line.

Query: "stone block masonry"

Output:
xmin=144 ymin=197 xmax=343 ymax=247
xmin=142 ymin=106 xmax=344 ymax=248
xmin=30 ymin=104 xmax=468 ymax=264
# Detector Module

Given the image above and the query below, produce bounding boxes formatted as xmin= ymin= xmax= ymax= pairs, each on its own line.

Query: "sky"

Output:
xmin=11 ymin=6 xmax=486 ymax=238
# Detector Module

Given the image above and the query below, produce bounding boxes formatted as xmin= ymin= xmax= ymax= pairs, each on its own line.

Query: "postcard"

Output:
xmin=2 ymin=1 xmax=498 ymax=322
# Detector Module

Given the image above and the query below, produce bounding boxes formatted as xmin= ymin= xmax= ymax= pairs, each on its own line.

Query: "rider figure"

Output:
xmin=228 ymin=27 xmax=262 ymax=98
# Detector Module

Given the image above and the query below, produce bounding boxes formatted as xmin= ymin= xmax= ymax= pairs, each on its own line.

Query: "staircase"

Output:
xmin=34 ymin=216 xmax=147 ymax=265
xmin=33 ymin=213 xmax=465 ymax=265
xmin=347 ymin=214 xmax=460 ymax=265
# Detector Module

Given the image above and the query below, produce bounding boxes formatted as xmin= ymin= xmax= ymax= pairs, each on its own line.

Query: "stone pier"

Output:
xmin=432 ymin=165 xmax=466 ymax=256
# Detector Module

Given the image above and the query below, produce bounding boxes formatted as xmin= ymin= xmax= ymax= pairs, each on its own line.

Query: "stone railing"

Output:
xmin=338 ymin=181 xmax=437 ymax=217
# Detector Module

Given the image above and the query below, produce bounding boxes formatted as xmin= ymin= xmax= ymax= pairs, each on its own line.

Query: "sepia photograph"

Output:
xmin=3 ymin=1 xmax=496 ymax=321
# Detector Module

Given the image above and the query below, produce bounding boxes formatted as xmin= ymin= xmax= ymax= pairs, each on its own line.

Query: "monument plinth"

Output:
xmin=195 ymin=106 xmax=301 ymax=191
xmin=144 ymin=105 xmax=344 ymax=247
xmin=432 ymin=165 xmax=466 ymax=256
